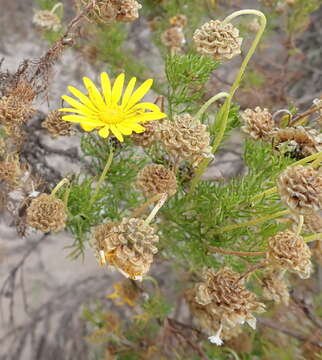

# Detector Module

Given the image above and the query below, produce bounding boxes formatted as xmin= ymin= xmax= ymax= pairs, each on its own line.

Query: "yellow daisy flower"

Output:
xmin=59 ymin=73 xmax=166 ymax=142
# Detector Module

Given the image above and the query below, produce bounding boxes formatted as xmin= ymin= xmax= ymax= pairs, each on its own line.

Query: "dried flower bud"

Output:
xmin=161 ymin=27 xmax=185 ymax=52
xmin=262 ymin=269 xmax=289 ymax=305
xmin=132 ymin=121 xmax=159 ymax=147
xmin=0 ymin=154 xmax=21 ymax=188
xmin=267 ymin=230 xmax=312 ymax=279
xmin=6 ymin=79 xmax=36 ymax=103
xmin=26 ymin=193 xmax=67 ymax=232
xmin=107 ymin=280 xmax=140 ymax=307
xmin=277 ymin=165 xmax=322 ymax=214
xmin=137 ymin=164 xmax=177 ymax=197
xmin=93 ymin=217 xmax=159 ymax=280
xmin=193 ymin=20 xmax=242 ymax=60
xmin=241 ymin=107 xmax=274 ymax=140
xmin=195 ymin=267 xmax=265 ymax=330
xmin=158 ymin=114 xmax=212 ymax=167
xmin=169 ymin=14 xmax=187 ymax=28
xmin=273 ymin=126 xmax=322 ymax=159
xmin=291 ymin=212 xmax=322 ymax=235
xmin=246 ymin=18 xmax=261 ymax=33
xmin=42 ymin=110 xmax=73 ymax=137
xmin=33 ymin=10 xmax=61 ymax=31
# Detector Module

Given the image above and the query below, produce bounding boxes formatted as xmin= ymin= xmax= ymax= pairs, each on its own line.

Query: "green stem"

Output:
xmin=190 ymin=10 xmax=267 ymax=190
xmin=216 ymin=209 xmax=290 ymax=234
xmin=296 ymin=215 xmax=304 ymax=236
xmin=51 ymin=177 xmax=69 ymax=196
xmin=144 ymin=193 xmax=168 ymax=225
xmin=207 ymin=245 xmax=266 ymax=257
xmin=89 ymin=149 xmax=114 ymax=207
xmin=250 ymin=186 xmax=278 ymax=202
xmin=195 ymin=92 xmax=230 ymax=121
xmin=304 ymin=233 xmax=322 ymax=242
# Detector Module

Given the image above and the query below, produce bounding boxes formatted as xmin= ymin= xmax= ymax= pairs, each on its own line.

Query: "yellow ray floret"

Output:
xmin=59 ymin=73 xmax=167 ymax=142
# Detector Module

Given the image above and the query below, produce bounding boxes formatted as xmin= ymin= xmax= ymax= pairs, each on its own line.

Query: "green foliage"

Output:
xmin=165 ymin=52 xmax=219 ymax=116
xmin=36 ymin=0 xmax=58 ymax=10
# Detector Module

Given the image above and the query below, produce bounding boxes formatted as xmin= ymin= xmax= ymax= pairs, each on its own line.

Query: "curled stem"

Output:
xmin=145 ymin=193 xmax=168 ymax=225
xmin=296 ymin=215 xmax=304 ymax=236
xmin=51 ymin=177 xmax=70 ymax=196
xmin=195 ymin=92 xmax=230 ymax=121
xmin=207 ymin=245 xmax=266 ymax=257
xmin=89 ymin=149 xmax=114 ymax=207
xmin=51 ymin=2 xmax=63 ymax=14
xmin=217 ymin=209 xmax=290 ymax=233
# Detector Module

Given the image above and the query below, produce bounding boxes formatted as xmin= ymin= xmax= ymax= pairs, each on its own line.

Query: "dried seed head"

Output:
xmin=292 ymin=212 xmax=322 ymax=235
xmin=80 ymin=0 xmax=141 ymax=23
xmin=158 ymin=114 xmax=212 ymax=167
xmin=93 ymin=217 xmax=159 ymax=280
xmin=273 ymin=126 xmax=322 ymax=159
xmin=169 ymin=14 xmax=187 ymax=28
xmin=0 ymin=137 xmax=6 ymax=158
xmin=277 ymin=165 xmax=322 ymax=214
xmin=0 ymin=155 xmax=21 ymax=188
xmin=42 ymin=110 xmax=73 ymax=137
xmin=26 ymin=193 xmax=67 ymax=232
xmin=262 ymin=269 xmax=289 ymax=305
xmin=0 ymin=96 xmax=35 ymax=127
xmin=7 ymin=79 xmax=36 ymax=103
xmin=267 ymin=229 xmax=312 ymax=279
xmin=137 ymin=164 xmax=178 ymax=198
xmin=132 ymin=121 xmax=159 ymax=147
xmin=241 ymin=107 xmax=274 ymax=140
xmin=114 ymin=0 xmax=142 ymax=22
xmin=195 ymin=267 xmax=265 ymax=330
xmin=161 ymin=27 xmax=186 ymax=52
xmin=33 ymin=10 xmax=61 ymax=31
xmin=193 ymin=20 xmax=242 ymax=60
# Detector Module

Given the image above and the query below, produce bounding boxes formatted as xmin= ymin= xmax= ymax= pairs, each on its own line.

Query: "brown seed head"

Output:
xmin=137 ymin=164 xmax=177 ymax=197
xmin=132 ymin=121 xmax=159 ymax=147
xmin=267 ymin=229 xmax=312 ymax=279
xmin=6 ymin=79 xmax=36 ymax=103
xmin=161 ymin=27 xmax=185 ymax=52
xmin=26 ymin=193 xmax=67 ymax=232
xmin=241 ymin=107 xmax=274 ymax=140
xmin=93 ymin=217 xmax=159 ymax=280
xmin=158 ymin=114 xmax=212 ymax=167
xmin=194 ymin=267 xmax=265 ymax=330
xmin=0 ymin=96 xmax=35 ymax=127
xmin=42 ymin=110 xmax=73 ymax=137
xmin=193 ymin=20 xmax=242 ymax=60
xmin=273 ymin=126 xmax=322 ymax=159
xmin=114 ymin=0 xmax=142 ymax=22
xmin=0 ymin=154 xmax=21 ymax=188
xmin=277 ymin=165 xmax=322 ymax=214
xmin=262 ymin=269 xmax=289 ymax=305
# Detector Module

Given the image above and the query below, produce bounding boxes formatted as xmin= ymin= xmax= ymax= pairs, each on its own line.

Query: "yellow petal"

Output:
xmin=110 ymin=124 xmax=124 ymax=142
xmin=62 ymin=115 xmax=105 ymax=127
xmin=59 ymin=108 xmax=94 ymax=117
xmin=101 ymin=72 xmax=112 ymax=105
xmin=130 ymin=102 xmax=162 ymax=113
xmin=67 ymin=86 xmax=98 ymax=112
xmin=125 ymin=79 xmax=153 ymax=110
xmin=83 ymin=77 xmax=106 ymax=110
xmin=128 ymin=112 xmax=167 ymax=123
xmin=117 ymin=124 xmax=133 ymax=135
xmin=131 ymin=123 xmax=145 ymax=133
xmin=121 ymin=77 xmax=136 ymax=108
xmin=62 ymin=95 xmax=93 ymax=113
xmin=111 ymin=73 xmax=125 ymax=105
xmin=81 ymin=123 xmax=97 ymax=131
xmin=98 ymin=126 xmax=110 ymax=138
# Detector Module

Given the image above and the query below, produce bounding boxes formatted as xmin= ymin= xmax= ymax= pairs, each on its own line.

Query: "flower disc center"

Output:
xmin=99 ymin=108 xmax=124 ymax=124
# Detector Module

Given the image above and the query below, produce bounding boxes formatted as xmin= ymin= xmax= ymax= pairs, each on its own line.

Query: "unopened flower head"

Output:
xmin=268 ymin=229 xmax=312 ymax=279
xmin=26 ymin=193 xmax=67 ymax=232
xmin=136 ymin=164 xmax=178 ymax=198
xmin=93 ymin=217 xmax=159 ymax=280
xmin=33 ymin=10 xmax=61 ymax=31
xmin=59 ymin=73 xmax=166 ymax=142
xmin=193 ymin=20 xmax=242 ymax=60
xmin=169 ymin=14 xmax=188 ymax=28
xmin=277 ymin=165 xmax=322 ymax=214
xmin=241 ymin=107 xmax=274 ymax=140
